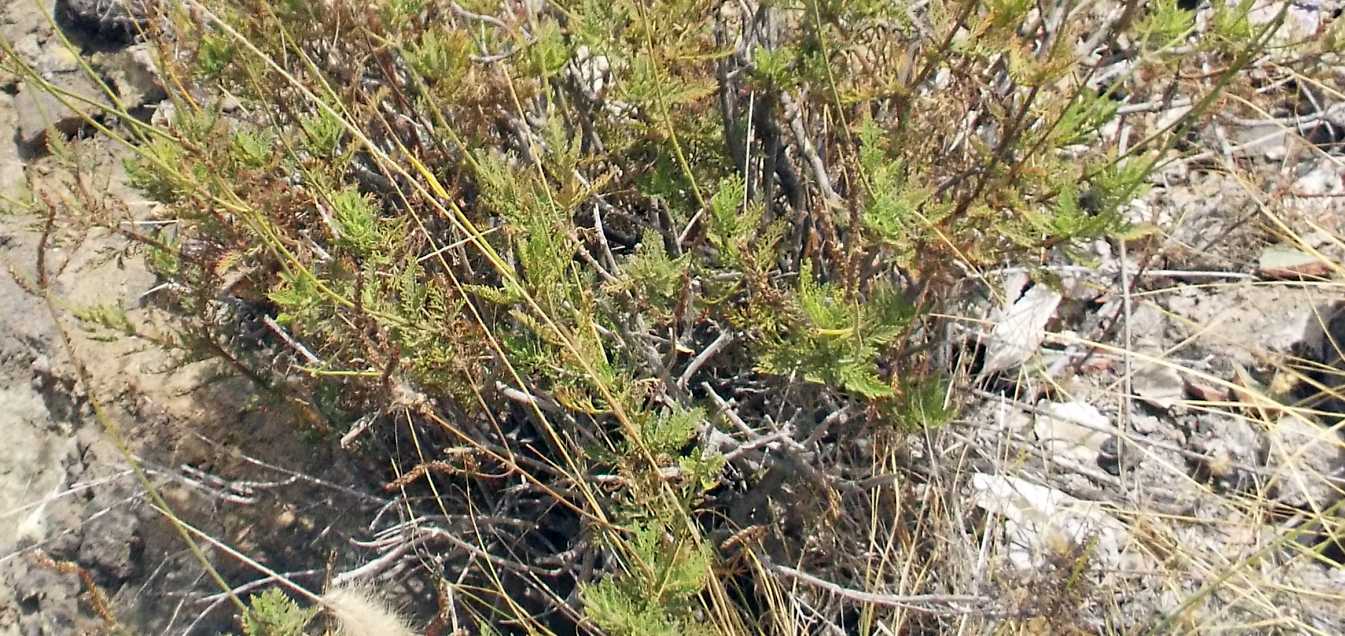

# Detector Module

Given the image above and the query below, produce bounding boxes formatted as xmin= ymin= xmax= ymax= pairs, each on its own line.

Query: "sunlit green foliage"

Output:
xmin=583 ymin=523 xmax=713 ymax=636
xmin=61 ymin=0 xmax=1285 ymax=631
xmin=239 ymin=589 xmax=314 ymax=636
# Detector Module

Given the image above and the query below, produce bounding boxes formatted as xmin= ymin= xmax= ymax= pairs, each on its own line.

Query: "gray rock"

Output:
xmin=13 ymin=71 xmax=106 ymax=150
xmin=1 ymin=2 xmax=56 ymax=62
xmin=0 ymin=35 xmax=41 ymax=91
xmin=5 ymin=566 xmax=80 ymax=636
xmin=0 ymin=95 xmax=28 ymax=199
xmin=10 ymin=34 xmax=44 ymax=68
xmin=1127 ymin=303 xmax=1169 ymax=349
xmin=34 ymin=46 xmax=80 ymax=75
xmin=1132 ymin=357 xmax=1185 ymax=411
xmin=56 ymin=0 xmax=154 ymax=43
xmin=77 ymin=505 xmax=142 ymax=583
xmin=1131 ymin=414 xmax=1162 ymax=435
xmin=1187 ymin=412 xmax=1267 ymax=493
xmin=1164 ymin=285 xmax=1316 ymax=371
xmin=98 ymin=44 xmax=163 ymax=110
xmin=1292 ymin=302 xmax=1345 ymax=416
xmin=1267 ymin=416 xmax=1345 ymax=508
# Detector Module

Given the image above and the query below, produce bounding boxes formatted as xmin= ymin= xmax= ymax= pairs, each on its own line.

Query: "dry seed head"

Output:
xmin=320 ymin=585 xmax=414 ymax=636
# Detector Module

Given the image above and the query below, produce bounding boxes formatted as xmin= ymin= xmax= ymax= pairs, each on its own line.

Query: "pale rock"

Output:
xmin=998 ymin=405 xmax=1034 ymax=434
xmin=0 ymin=35 xmax=38 ymax=88
xmin=1164 ymin=286 xmax=1312 ymax=369
xmin=15 ymin=88 xmax=84 ymax=149
xmin=1057 ymin=271 xmax=1103 ymax=301
xmin=1097 ymin=118 xmax=1121 ymax=143
xmin=1126 ymin=302 xmax=1168 ymax=349
xmin=1132 ymin=359 xmax=1185 ymax=411
xmin=220 ymin=94 xmax=243 ymax=112
xmin=1154 ymin=104 xmax=1193 ymax=133
xmin=1257 ymin=245 xmax=1330 ymax=279
xmin=36 ymin=46 xmax=81 ymax=76
xmin=1300 ymin=230 xmax=1335 ymax=251
xmin=1248 ymin=1 xmax=1322 ymax=46
xmin=1266 ymin=416 xmax=1344 ymax=508
xmin=1293 ymin=162 xmax=1343 ymax=196
xmin=568 ymin=45 xmax=611 ymax=103
xmin=12 ymin=33 xmax=44 ymax=66
xmin=2 ymin=0 xmax=56 ymax=48
xmin=1122 ymin=197 xmax=1156 ymax=226
xmin=1226 ymin=121 xmax=1291 ymax=160
xmin=1131 ymin=413 xmax=1161 ymax=435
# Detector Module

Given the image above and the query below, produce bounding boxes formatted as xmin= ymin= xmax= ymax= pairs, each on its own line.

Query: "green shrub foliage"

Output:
xmin=72 ymin=0 xmax=1290 ymax=631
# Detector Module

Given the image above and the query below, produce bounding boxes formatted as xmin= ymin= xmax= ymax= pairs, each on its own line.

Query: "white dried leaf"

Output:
xmin=982 ymin=284 xmax=1061 ymax=375
xmin=970 ymin=473 xmax=1128 ymax=570
xmin=1035 ymin=400 xmax=1111 ymax=462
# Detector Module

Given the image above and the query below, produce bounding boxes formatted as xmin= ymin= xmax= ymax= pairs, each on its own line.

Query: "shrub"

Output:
xmin=10 ymin=0 xmax=1307 ymax=631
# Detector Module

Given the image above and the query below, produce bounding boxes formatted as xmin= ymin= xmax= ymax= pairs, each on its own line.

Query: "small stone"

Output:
xmin=1154 ymin=104 xmax=1193 ymax=132
xmin=1258 ymin=246 xmax=1330 ymax=280
xmin=1248 ymin=1 xmax=1322 ymax=46
xmin=1294 ymin=162 xmax=1343 ymax=197
xmin=568 ymin=45 xmax=611 ymax=102
xmin=99 ymin=44 xmax=165 ymax=111
xmin=1226 ymin=121 xmax=1290 ymax=160
xmin=10 ymin=567 xmax=81 ymax=635
xmin=36 ymin=46 xmax=82 ymax=75
xmin=1132 ymin=359 xmax=1185 ymax=411
xmin=1127 ymin=303 xmax=1169 ymax=349
xmin=970 ymin=473 xmax=1131 ymax=571
xmin=14 ymin=72 xmax=107 ymax=150
xmin=220 ymin=94 xmax=243 ymax=112
xmin=1131 ymin=414 xmax=1161 ymax=435
xmin=12 ymin=34 xmax=43 ymax=66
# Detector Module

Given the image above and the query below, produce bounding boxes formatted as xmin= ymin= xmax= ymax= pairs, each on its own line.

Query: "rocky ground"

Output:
xmin=1 ymin=0 xmax=1344 ymax=634
xmin=952 ymin=115 xmax=1345 ymax=629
